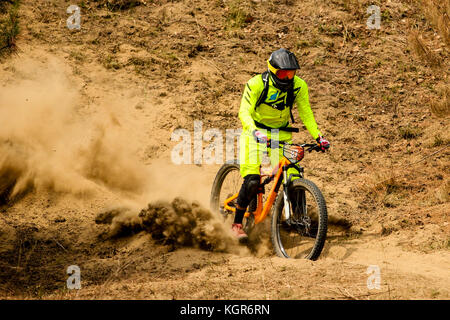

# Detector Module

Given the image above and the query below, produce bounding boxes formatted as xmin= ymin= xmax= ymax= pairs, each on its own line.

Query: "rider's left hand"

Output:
xmin=316 ymin=136 xmax=330 ymax=152
xmin=253 ymin=130 xmax=268 ymax=144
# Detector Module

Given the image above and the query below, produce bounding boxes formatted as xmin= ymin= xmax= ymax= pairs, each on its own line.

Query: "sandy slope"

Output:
xmin=0 ymin=0 xmax=449 ymax=299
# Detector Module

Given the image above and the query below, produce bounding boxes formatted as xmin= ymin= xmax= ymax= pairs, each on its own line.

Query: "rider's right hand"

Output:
xmin=252 ymin=130 xmax=268 ymax=144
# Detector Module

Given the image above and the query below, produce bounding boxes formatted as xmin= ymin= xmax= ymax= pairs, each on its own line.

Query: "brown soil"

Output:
xmin=0 ymin=0 xmax=448 ymax=299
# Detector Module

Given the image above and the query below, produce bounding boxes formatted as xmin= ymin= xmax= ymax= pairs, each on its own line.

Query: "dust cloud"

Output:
xmin=0 ymin=58 xmax=262 ymax=256
xmin=95 ymin=197 xmax=244 ymax=253
xmin=0 ymin=58 xmax=245 ymax=254
xmin=0 ymin=58 xmax=149 ymax=204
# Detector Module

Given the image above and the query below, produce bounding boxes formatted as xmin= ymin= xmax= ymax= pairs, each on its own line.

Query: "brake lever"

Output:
xmin=305 ymin=144 xmax=317 ymax=152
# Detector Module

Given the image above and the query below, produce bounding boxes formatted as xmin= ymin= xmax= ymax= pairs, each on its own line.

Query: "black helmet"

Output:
xmin=267 ymin=48 xmax=300 ymax=91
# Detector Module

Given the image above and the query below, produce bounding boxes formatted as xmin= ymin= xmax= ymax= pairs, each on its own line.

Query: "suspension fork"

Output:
xmin=282 ymin=163 xmax=305 ymax=221
xmin=282 ymin=165 xmax=291 ymax=221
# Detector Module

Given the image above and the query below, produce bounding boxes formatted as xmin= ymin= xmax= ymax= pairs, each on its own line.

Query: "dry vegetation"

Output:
xmin=0 ymin=0 xmax=20 ymax=55
xmin=418 ymin=0 xmax=450 ymax=45
xmin=0 ymin=0 xmax=448 ymax=299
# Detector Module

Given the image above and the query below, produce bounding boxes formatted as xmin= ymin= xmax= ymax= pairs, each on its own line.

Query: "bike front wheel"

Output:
xmin=271 ymin=178 xmax=328 ymax=260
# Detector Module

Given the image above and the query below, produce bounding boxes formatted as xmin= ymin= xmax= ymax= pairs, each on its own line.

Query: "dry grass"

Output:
xmin=331 ymin=0 xmax=364 ymax=18
xmin=429 ymin=86 xmax=450 ymax=117
xmin=408 ymin=30 xmax=442 ymax=67
xmin=359 ymin=171 xmax=398 ymax=201
xmin=102 ymin=54 xmax=121 ymax=70
xmin=358 ymin=165 xmax=427 ymax=210
xmin=431 ymin=134 xmax=450 ymax=147
xmin=1 ymin=0 xmax=449 ymax=300
xmin=225 ymin=0 xmax=253 ymax=30
xmin=419 ymin=0 xmax=450 ymax=45
xmin=0 ymin=0 xmax=20 ymax=55
xmin=93 ymin=0 xmax=143 ymax=11
xmin=398 ymin=125 xmax=423 ymax=140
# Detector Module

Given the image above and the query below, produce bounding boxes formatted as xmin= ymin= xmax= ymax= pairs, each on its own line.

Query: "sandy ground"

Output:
xmin=0 ymin=0 xmax=448 ymax=300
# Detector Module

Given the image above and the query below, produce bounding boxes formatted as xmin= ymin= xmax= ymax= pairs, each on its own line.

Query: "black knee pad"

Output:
xmin=245 ymin=175 xmax=260 ymax=198
xmin=237 ymin=174 xmax=260 ymax=208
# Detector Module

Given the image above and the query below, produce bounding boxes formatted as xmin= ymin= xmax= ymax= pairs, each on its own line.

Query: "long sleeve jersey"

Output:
xmin=239 ymin=74 xmax=322 ymax=139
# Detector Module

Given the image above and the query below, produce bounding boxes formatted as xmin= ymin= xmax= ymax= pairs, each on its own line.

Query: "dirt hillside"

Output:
xmin=0 ymin=0 xmax=448 ymax=299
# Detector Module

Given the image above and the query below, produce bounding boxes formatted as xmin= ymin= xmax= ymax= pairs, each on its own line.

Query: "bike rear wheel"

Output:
xmin=210 ymin=163 xmax=254 ymax=234
xmin=271 ymin=178 xmax=328 ymax=260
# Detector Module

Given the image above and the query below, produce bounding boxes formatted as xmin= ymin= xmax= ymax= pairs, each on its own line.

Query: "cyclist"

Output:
xmin=232 ymin=48 xmax=330 ymax=241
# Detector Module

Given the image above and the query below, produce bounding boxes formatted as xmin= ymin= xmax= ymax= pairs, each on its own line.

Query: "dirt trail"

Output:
xmin=0 ymin=0 xmax=449 ymax=299
xmin=323 ymin=232 xmax=450 ymax=282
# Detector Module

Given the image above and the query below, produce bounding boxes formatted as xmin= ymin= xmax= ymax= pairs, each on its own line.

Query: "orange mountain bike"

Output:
xmin=210 ymin=140 xmax=328 ymax=260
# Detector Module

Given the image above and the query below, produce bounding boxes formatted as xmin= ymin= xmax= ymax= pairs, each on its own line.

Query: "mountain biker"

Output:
xmin=232 ymin=48 xmax=330 ymax=241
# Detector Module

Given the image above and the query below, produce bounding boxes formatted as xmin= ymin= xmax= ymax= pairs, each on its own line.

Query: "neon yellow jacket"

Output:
xmin=239 ymin=74 xmax=322 ymax=140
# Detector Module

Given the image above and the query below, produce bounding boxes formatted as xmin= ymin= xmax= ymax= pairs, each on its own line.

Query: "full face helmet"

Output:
xmin=267 ymin=48 xmax=300 ymax=91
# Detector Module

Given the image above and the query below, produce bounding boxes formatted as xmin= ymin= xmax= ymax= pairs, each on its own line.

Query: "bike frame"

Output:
xmin=223 ymin=157 xmax=292 ymax=225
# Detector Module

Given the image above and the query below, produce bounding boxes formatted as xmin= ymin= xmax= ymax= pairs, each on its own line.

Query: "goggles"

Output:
xmin=275 ymin=69 xmax=296 ymax=80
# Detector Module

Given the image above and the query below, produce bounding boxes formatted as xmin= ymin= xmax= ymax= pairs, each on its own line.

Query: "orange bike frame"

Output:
xmin=223 ymin=157 xmax=291 ymax=225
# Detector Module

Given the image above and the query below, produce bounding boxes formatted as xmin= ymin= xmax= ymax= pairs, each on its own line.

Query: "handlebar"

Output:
xmin=302 ymin=143 xmax=323 ymax=153
xmin=255 ymin=138 xmax=323 ymax=153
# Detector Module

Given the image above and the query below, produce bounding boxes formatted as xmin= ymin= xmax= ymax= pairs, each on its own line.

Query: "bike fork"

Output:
xmin=282 ymin=169 xmax=291 ymax=221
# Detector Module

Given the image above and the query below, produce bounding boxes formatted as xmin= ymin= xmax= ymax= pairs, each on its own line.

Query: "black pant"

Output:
xmin=234 ymin=174 xmax=260 ymax=224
